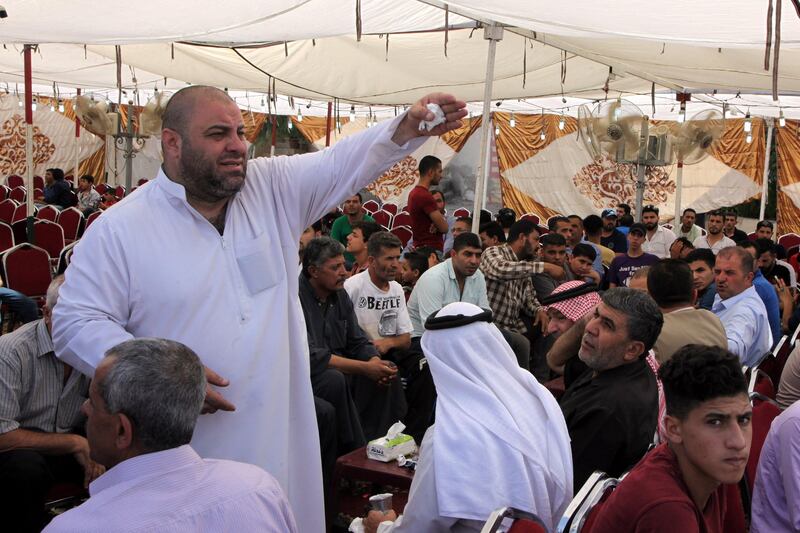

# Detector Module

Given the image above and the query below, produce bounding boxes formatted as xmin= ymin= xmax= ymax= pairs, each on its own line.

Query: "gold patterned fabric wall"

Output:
xmin=776 ymin=120 xmax=800 ymax=235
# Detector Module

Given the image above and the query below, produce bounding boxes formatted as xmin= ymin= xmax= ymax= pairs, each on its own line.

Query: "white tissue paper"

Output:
xmin=366 ymin=421 xmax=417 ymax=462
xmin=418 ymin=103 xmax=446 ymax=132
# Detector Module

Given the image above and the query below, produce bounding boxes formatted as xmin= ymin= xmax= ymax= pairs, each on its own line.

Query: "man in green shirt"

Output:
xmin=330 ymin=193 xmax=375 ymax=263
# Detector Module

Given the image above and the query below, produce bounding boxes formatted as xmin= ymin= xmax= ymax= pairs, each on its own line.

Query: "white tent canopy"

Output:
xmin=1 ymin=1 xmax=799 ymax=104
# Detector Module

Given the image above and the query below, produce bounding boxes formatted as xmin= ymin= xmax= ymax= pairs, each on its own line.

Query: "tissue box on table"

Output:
xmin=366 ymin=421 xmax=417 ymax=462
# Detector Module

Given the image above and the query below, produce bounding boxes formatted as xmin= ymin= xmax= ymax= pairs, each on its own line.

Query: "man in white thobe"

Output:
xmin=51 ymin=86 xmax=466 ymax=533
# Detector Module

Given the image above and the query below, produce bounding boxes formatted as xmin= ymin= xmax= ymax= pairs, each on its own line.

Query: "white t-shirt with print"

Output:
xmin=344 ymin=270 xmax=413 ymax=341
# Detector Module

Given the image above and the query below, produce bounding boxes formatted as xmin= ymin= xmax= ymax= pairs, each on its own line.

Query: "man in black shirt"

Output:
xmin=755 ymin=237 xmax=792 ymax=287
xmin=600 ymin=208 xmax=628 ymax=253
xmin=559 ymin=287 xmax=663 ymax=491
xmin=723 ymin=211 xmax=749 ymax=243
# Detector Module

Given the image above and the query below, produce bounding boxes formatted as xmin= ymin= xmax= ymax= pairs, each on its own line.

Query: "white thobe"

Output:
xmin=51 ymin=115 xmax=424 ymax=533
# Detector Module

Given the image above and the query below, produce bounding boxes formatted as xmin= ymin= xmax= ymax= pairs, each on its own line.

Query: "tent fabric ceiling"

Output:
xmin=0 ymin=1 xmax=798 ymax=103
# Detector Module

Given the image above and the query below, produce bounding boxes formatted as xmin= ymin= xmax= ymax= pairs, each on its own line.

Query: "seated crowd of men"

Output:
xmin=3 ymin=157 xmax=800 ymax=532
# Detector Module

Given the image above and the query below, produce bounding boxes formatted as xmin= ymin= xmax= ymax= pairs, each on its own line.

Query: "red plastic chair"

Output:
xmin=0 ymin=184 xmax=9 ymax=200
xmin=363 ymin=199 xmax=380 ymax=214
xmin=778 ymin=233 xmax=800 ymax=251
xmin=9 ymin=186 xmax=26 ymax=204
xmin=393 ymin=212 xmax=412 ymax=228
xmin=33 ymin=187 xmax=44 ymax=199
xmin=0 ymin=222 xmax=14 ymax=253
xmin=64 ymin=174 xmax=74 ymax=185
xmin=0 ymin=199 xmax=17 ymax=224
xmin=94 ymin=183 xmax=107 ymax=195
xmin=36 ymin=204 xmax=59 ymax=222
xmin=758 ymin=333 xmax=795 ymax=388
xmin=33 ymin=219 xmax=65 ymax=263
xmin=56 ymin=241 xmax=78 ymax=275
xmin=745 ymin=395 xmax=781 ymax=493
xmin=372 ymin=209 xmax=393 ymax=229
xmin=115 ymin=185 xmax=126 ymax=199
xmin=11 ymin=203 xmax=32 ymax=224
xmin=521 ymin=213 xmax=541 ymax=225
xmin=85 ymin=209 xmax=102 ymax=231
xmin=6 ymin=175 xmax=23 ymax=189
xmin=33 ymin=175 xmax=44 ymax=190
xmin=56 ymin=207 xmax=84 ymax=243
xmin=453 ymin=207 xmax=471 ymax=218
xmin=391 ymin=226 xmax=413 ymax=248
xmin=483 ymin=507 xmax=548 ymax=533
xmin=382 ymin=202 xmax=398 ymax=216
xmin=137 ymin=178 xmax=149 ymax=186
xmin=1 ymin=243 xmax=52 ymax=305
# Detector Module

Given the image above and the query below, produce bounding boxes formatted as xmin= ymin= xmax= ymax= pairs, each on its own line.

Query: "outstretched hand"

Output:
xmin=391 ymin=93 xmax=468 ymax=145
xmin=201 ymin=366 xmax=236 ymax=414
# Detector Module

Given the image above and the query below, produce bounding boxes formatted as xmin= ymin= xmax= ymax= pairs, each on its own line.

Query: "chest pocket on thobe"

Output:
xmin=235 ymin=232 xmax=284 ymax=296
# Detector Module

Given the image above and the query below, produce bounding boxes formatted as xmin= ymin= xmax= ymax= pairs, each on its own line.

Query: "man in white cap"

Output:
xmin=360 ymin=302 xmax=573 ymax=532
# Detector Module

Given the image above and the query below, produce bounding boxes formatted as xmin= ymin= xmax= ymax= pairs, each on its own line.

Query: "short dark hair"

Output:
xmin=707 ymin=209 xmax=725 ymax=219
xmin=572 ymin=242 xmax=597 ymax=261
xmin=507 ymin=220 xmax=538 ymax=243
xmin=548 ymin=216 xmax=570 ymax=231
xmin=496 ymin=208 xmax=516 ymax=229
xmin=617 ymin=203 xmax=632 ymax=215
xmin=479 ymin=222 xmax=506 ymax=243
xmin=367 ymin=231 xmax=402 ymax=258
xmin=753 ymin=237 xmax=776 ymax=257
xmin=351 ymin=221 xmax=382 ymax=243
xmin=568 ymin=214 xmax=583 ymax=223
xmin=430 ymin=189 xmax=445 ymax=204
xmin=686 ymin=248 xmax=715 ymax=268
xmin=415 ymin=246 xmax=440 ymax=261
xmin=648 ymin=259 xmax=694 ymax=308
xmin=302 ymin=237 xmax=344 ymax=276
xmin=659 ymin=345 xmax=748 ymax=420
xmin=47 ymin=168 xmax=65 ymax=181
xmin=674 ymin=237 xmax=695 ymax=250
xmin=602 ymin=288 xmax=663 ymax=354
xmin=682 ymin=208 xmax=696 ymax=216
xmin=403 ymin=251 xmax=429 ymax=278
xmin=418 ymin=155 xmax=442 ymax=177
xmin=725 ymin=210 xmax=738 ymax=220
xmin=738 ymin=240 xmax=757 ymax=254
xmin=583 ymin=214 xmax=603 ymax=236
xmin=540 ymin=233 xmax=567 ymax=247
xmin=452 ymin=232 xmax=482 ymax=252
xmin=756 ymin=220 xmax=774 ymax=231
xmin=80 ymin=174 xmax=95 ymax=185
xmin=642 ymin=204 xmax=659 ymax=216
xmin=350 ymin=192 xmax=363 ymax=203
xmin=619 ymin=214 xmax=634 ymax=228
xmin=479 ymin=209 xmax=493 ymax=226
xmin=456 ymin=216 xmax=473 ymax=225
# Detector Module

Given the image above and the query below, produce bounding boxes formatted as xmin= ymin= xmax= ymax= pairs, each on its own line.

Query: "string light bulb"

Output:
xmin=260 ymin=98 xmax=266 ymax=112
xmin=540 ymin=131 xmax=546 ymax=141
xmin=510 ymin=112 xmax=516 ymax=128
xmin=495 ymin=125 xmax=500 ymax=136
xmin=558 ymin=116 xmax=566 ymax=131
xmin=744 ymin=110 xmax=752 ymax=133
xmin=677 ymin=101 xmax=686 ymax=123
xmin=779 ymin=109 xmax=786 ymax=128
xmin=746 ymin=133 xmax=753 ymax=144
xmin=50 ymin=100 xmax=55 ymax=112
xmin=31 ymin=97 xmax=37 ymax=112
xmin=297 ymin=107 xmax=303 ymax=123
xmin=287 ymin=117 xmax=293 ymax=130
xmin=349 ymin=105 xmax=356 ymax=122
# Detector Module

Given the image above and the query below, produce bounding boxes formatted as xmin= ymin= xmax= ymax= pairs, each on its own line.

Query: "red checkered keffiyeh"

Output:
xmin=542 ymin=281 xmax=601 ymax=322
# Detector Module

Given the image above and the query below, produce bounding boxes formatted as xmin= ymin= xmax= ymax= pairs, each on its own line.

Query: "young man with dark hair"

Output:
xmin=641 ymin=205 xmax=677 ymax=259
xmin=548 ymin=216 xmax=573 ymax=245
xmin=694 ymin=210 xmax=735 ymax=255
xmin=754 ymin=237 xmax=792 ymax=287
xmin=723 ymin=211 xmax=749 ymax=243
xmin=533 ymin=233 xmax=568 ymax=299
xmin=36 ymin=167 xmax=73 ymax=208
xmin=568 ymin=243 xmax=601 ymax=285
xmin=676 ymin=208 xmax=703 ymax=243
xmin=686 ymin=248 xmax=717 ymax=310
xmin=400 ymin=251 xmax=428 ymax=300
xmin=408 ymin=155 xmax=448 ymax=251
xmin=76 ymin=175 xmax=101 ymax=215
xmin=496 ymin=207 xmax=516 ymax=237
xmin=478 ymin=221 xmax=506 ymax=250
xmin=755 ymin=219 xmax=787 ymax=259
xmin=450 ymin=216 xmax=472 ymax=240
xmin=648 ymin=259 xmax=727 ymax=364
xmin=738 ymin=240 xmax=782 ymax=348
xmin=669 ymin=237 xmax=695 ymax=259
xmin=583 ymin=214 xmax=615 ymax=267
xmin=616 ymin=203 xmax=632 ymax=219
xmin=600 ymin=208 xmax=628 ymax=253
xmin=347 ymin=220 xmax=382 ymax=274
xmin=567 ymin=215 xmax=584 ymax=249
xmin=559 ymin=287 xmax=663 ymax=490
xmin=330 ymin=193 xmax=375 ymax=263
xmin=607 ymin=223 xmax=659 ymax=288
xmin=591 ymin=345 xmax=751 ymax=533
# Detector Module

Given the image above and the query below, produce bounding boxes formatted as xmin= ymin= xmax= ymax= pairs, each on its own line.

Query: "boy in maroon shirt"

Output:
xmin=407 ymin=155 xmax=448 ymax=251
xmin=590 ymin=345 xmax=751 ymax=533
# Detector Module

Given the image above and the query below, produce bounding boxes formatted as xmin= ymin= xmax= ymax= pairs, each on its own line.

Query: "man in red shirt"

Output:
xmin=407 ymin=155 xmax=448 ymax=251
xmin=589 ymin=344 xmax=751 ymax=533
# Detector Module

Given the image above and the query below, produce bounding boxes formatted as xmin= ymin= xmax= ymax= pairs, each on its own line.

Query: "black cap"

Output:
xmin=629 ymin=223 xmax=647 ymax=236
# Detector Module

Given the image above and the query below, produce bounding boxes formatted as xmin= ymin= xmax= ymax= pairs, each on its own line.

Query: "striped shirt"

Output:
xmin=480 ymin=243 xmax=544 ymax=333
xmin=44 ymin=445 xmax=298 ymax=533
xmin=0 ymin=319 xmax=89 ymax=434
